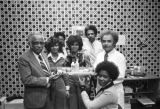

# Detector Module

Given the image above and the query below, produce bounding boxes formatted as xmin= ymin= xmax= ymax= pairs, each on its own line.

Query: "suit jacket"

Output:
xmin=18 ymin=49 xmax=51 ymax=109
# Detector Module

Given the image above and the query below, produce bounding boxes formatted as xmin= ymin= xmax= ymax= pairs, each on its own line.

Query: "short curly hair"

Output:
xmin=95 ymin=61 xmax=119 ymax=81
xmin=45 ymin=37 xmax=63 ymax=53
xmin=84 ymin=25 xmax=98 ymax=36
xmin=66 ymin=35 xmax=83 ymax=51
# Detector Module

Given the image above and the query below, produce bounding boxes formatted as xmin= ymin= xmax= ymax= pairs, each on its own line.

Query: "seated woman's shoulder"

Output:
xmin=59 ymin=53 xmax=66 ymax=58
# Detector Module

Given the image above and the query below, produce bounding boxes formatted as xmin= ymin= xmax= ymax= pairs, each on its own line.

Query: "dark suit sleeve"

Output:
xmin=62 ymin=73 xmax=70 ymax=86
xmin=18 ymin=57 xmax=48 ymax=87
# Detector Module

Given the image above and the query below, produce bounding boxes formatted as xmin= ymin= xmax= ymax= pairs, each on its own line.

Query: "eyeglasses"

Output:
xmin=32 ymin=41 xmax=45 ymax=45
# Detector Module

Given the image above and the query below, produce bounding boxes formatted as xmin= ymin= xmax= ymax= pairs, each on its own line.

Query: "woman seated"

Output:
xmin=45 ymin=37 xmax=69 ymax=109
xmin=79 ymin=61 xmax=119 ymax=109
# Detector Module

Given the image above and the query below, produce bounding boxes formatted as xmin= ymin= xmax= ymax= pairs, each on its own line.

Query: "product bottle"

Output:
xmin=75 ymin=59 xmax=79 ymax=71
xmin=71 ymin=61 xmax=75 ymax=71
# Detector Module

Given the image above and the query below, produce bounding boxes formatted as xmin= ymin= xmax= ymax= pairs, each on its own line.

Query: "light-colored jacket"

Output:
xmin=94 ymin=49 xmax=126 ymax=109
xmin=81 ymin=85 xmax=118 ymax=109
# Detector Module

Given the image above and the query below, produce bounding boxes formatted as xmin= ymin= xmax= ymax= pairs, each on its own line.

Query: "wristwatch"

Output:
xmin=80 ymin=85 xmax=86 ymax=92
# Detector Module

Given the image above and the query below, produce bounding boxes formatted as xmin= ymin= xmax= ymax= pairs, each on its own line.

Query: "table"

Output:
xmin=124 ymin=75 xmax=160 ymax=109
xmin=124 ymin=75 xmax=160 ymax=81
xmin=0 ymin=97 xmax=24 ymax=109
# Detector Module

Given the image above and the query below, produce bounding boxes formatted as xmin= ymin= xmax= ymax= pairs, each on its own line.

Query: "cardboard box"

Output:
xmin=4 ymin=99 xmax=24 ymax=109
xmin=0 ymin=97 xmax=6 ymax=109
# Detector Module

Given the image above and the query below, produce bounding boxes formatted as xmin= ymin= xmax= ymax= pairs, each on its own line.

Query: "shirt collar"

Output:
xmin=48 ymin=53 xmax=64 ymax=62
xmin=102 ymin=48 xmax=116 ymax=56
xmin=108 ymin=48 xmax=116 ymax=56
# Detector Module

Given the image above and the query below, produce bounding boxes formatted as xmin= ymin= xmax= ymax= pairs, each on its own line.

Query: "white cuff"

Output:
xmin=66 ymin=86 xmax=70 ymax=91
xmin=46 ymin=77 xmax=49 ymax=83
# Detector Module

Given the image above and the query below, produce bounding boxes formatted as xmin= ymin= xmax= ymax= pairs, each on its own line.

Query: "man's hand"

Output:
xmin=49 ymin=74 xmax=60 ymax=82
xmin=66 ymin=90 xmax=70 ymax=98
xmin=46 ymin=82 xmax=51 ymax=88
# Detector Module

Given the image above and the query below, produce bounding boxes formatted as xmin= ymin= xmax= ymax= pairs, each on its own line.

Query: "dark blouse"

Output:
xmin=65 ymin=52 xmax=90 ymax=67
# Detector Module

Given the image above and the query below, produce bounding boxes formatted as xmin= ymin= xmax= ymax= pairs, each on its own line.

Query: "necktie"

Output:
xmin=104 ymin=53 xmax=108 ymax=61
xmin=38 ymin=55 xmax=48 ymax=72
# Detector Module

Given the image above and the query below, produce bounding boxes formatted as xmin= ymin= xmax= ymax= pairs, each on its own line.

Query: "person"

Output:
xmin=18 ymin=31 xmax=58 ymax=109
xmin=65 ymin=35 xmax=91 ymax=67
xmin=45 ymin=37 xmax=66 ymax=66
xmin=65 ymin=35 xmax=92 ymax=109
xmin=54 ymin=32 xmax=68 ymax=57
xmin=94 ymin=30 xmax=126 ymax=109
xmin=45 ymin=37 xmax=70 ymax=109
xmin=83 ymin=25 xmax=103 ymax=66
xmin=79 ymin=61 xmax=119 ymax=109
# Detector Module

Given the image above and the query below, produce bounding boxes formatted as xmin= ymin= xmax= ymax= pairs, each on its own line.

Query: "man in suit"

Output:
xmin=18 ymin=31 xmax=58 ymax=109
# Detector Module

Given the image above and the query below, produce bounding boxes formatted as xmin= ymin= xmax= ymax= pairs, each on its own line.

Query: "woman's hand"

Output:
xmin=50 ymin=67 xmax=57 ymax=73
xmin=79 ymin=76 xmax=86 ymax=86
